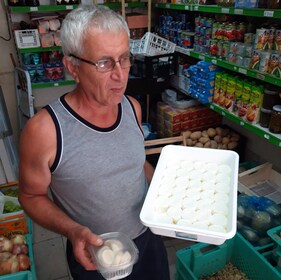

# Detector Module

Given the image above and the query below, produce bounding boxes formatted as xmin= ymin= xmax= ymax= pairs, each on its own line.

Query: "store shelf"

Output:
xmin=9 ymin=2 xmax=145 ymax=13
xmin=171 ymin=80 xmax=281 ymax=147
xmin=31 ymin=79 xmax=75 ymax=89
xmin=208 ymin=103 xmax=281 ymax=147
xmin=154 ymin=3 xmax=281 ymax=18
xmin=176 ymin=46 xmax=281 ymax=87
xmin=19 ymin=46 xmax=62 ymax=53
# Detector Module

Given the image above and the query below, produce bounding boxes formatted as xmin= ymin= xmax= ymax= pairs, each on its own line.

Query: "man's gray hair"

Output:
xmin=60 ymin=4 xmax=130 ymax=61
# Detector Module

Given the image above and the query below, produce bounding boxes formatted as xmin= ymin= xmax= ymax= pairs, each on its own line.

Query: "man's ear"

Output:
xmin=63 ymin=56 xmax=80 ymax=83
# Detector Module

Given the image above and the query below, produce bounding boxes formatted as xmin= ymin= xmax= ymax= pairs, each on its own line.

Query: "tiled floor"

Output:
xmin=32 ymin=221 xmax=194 ymax=280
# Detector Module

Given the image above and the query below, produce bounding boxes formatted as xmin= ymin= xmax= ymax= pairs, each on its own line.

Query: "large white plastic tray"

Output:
xmin=140 ymin=145 xmax=239 ymax=245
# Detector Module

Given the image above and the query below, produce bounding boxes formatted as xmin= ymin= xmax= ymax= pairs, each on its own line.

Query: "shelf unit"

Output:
xmin=7 ymin=2 xmax=150 ymax=129
xmin=155 ymin=4 xmax=281 ymax=148
xmin=155 ymin=3 xmax=281 ymax=18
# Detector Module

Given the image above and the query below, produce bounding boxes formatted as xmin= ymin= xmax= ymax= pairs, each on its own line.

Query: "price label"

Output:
xmin=264 ymin=134 xmax=270 ymax=140
xmin=186 ymin=49 xmax=191 ymax=56
xmin=166 ymin=4 xmax=170 ymax=8
xmin=238 ymin=68 xmax=247 ymax=75
xmin=256 ymin=73 xmax=265 ymax=80
xmin=66 ymin=5 xmax=73 ymax=10
xmin=155 ymin=3 xmax=159 ymax=7
xmin=264 ymin=11 xmax=274 ymax=17
xmin=30 ymin=7 xmax=38 ymax=11
xmin=194 ymin=5 xmax=199 ymax=11
xmin=210 ymin=104 xmax=214 ymax=110
xmin=184 ymin=5 xmax=189 ymax=10
xmin=240 ymin=121 xmax=245 ymax=126
xmin=54 ymin=83 xmax=59 ymax=87
xmin=211 ymin=59 xmax=217 ymax=65
xmin=234 ymin=9 xmax=243 ymax=15
xmin=199 ymin=55 xmax=205 ymax=60
xmin=221 ymin=8 xmax=229 ymax=13
xmin=221 ymin=111 xmax=226 ymax=116
xmin=125 ymin=3 xmax=128 ymax=7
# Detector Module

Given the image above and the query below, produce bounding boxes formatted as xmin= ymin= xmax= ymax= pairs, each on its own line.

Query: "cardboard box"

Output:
xmin=0 ymin=196 xmax=28 ymax=236
xmin=164 ymin=107 xmax=182 ymax=124
xmin=126 ymin=14 xmax=148 ymax=29
xmin=238 ymin=163 xmax=281 ymax=204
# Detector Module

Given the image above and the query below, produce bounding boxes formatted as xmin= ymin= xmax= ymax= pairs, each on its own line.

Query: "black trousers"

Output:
xmin=66 ymin=229 xmax=170 ymax=280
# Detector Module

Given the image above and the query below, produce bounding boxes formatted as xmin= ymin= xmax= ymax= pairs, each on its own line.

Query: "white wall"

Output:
xmin=0 ymin=2 xmax=19 ymax=141
xmin=0 ymin=2 xmax=74 ymax=143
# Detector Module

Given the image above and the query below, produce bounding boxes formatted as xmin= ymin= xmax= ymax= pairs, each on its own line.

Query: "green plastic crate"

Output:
xmin=268 ymin=225 xmax=281 ymax=272
xmin=176 ymin=233 xmax=281 ymax=280
xmin=0 ymin=234 xmax=37 ymax=280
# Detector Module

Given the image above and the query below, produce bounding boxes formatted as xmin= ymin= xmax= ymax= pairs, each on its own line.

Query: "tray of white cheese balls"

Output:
xmin=140 ymin=145 xmax=239 ymax=245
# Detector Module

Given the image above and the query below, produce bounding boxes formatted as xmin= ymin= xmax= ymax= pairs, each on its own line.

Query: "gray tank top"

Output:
xmin=45 ymin=94 xmax=147 ymax=239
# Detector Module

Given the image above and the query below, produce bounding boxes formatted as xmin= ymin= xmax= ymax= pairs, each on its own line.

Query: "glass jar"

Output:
xmin=259 ymin=108 xmax=272 ymax=128
xmin=262 ymin=88 xmax=280 ymax=110
xmin=269 ymin=105 xmax=281 ymax=133
xmin=267 ymin=0 xmax=281 ymax=9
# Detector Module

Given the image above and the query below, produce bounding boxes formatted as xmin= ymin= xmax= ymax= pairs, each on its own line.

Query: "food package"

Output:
xmin=237 ymin=194 xmax=281 ymax=246
xmin=40 ymin=33 xmax=54 ymax=47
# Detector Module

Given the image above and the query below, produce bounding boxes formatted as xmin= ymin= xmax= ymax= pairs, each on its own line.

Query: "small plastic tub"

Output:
xmin=88 ymin=232 xmax=139 ymax=280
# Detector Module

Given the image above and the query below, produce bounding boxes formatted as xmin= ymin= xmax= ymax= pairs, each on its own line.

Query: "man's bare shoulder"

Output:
xmin=21 ymin=108 xmax=56 ymax=145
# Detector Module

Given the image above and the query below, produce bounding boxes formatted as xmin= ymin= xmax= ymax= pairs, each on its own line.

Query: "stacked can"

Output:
xmin=209 ymin=21 xmax=246 ymax=59
xmin=158 ymin=13 xmax=193 ymax=49
xmin=194 ymin=16 xmax=213 ymax=54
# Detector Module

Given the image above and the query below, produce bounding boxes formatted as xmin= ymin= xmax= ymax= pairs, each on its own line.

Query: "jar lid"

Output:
xmin=273 ymin=105 xmax=281 ymax=112
xmin=261 ymin=107 xmax=272 ymax=113
xmin=264 ymin=89 xmax=279 ymax=95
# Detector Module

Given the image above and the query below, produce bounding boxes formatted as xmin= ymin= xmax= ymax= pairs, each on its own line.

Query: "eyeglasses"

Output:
xmin=69 ymin=53 xmax=133 ymax=72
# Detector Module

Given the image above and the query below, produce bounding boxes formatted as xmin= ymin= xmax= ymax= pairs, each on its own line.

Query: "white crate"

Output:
xmin=140 ymin=145 xmax=239 ymax=245
xmin=238 ymin=162 xmax=281 ymax=204
xmin=14 ymin=29 xmax=41 ymax=49
xmin=130 ymin=32 xmax=176 ymax=56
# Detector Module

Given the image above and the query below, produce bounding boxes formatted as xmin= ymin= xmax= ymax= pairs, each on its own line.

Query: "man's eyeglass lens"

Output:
xmin=70 ymin=54 xmax=132 ymax=72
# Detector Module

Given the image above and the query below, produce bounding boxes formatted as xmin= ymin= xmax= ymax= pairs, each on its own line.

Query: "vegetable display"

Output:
xmin=0 ymin=234 xmax=31 ymax=275
xmin=200 ymin=262 xmax=249 ymax=280
xmin=184 ymin=126 xmax=240 ymax=150
xmin=3 ymin=201 xmax=22 ymax=214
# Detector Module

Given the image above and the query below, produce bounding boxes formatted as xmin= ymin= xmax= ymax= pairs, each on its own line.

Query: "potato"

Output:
xmin=221 ymin=128 xmax=230 ymax=137
xmin=202 ymin=130 xmax=208 ymax=138
xmin=190 ymin=131 xmax=202 ymax=140
xmin=186 ymin=139 xmax=193 ymax=146
xmin=210 ymin=140 xmax=218 ymax=149
xmin=222 ymin=137 xmax=230 ymax=145
xmin=199 ymin=136 xmax=209 ymax=144
xmin=207 ymin=128 xmax=216 ymax=138
xmin=214 ymin=135 xmax=222 ymax=143
xmin=204 ymin=141 xmax=211 ymax=148
xmin=228 ymin=141 xmax=238 ymax=150
xmin=182 ymin=130 xmax=192 ymax=139
xmin=230 ymin=136 xmax=240 ymax=142
xmin=215 ymin=127 xmax=223 ymax=136
xmin=195 ymin=142 xmax=204 ymax=148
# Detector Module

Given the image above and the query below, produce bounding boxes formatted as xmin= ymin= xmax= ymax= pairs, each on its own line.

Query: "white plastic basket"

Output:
xmin=130 ymin=32 xmax=176 ymax=56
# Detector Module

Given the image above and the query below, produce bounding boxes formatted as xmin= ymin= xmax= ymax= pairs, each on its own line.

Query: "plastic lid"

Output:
xmin=273 ymin=105 xmax=281 ymax=112
xmin=264 ymin=89 xmax=279 ymax=95
xmin=261 ymin=107 xmax=272 ymax=113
